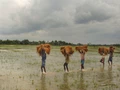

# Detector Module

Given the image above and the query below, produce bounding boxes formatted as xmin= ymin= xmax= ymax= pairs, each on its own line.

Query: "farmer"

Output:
xmin=108 ymin=46 xmax=114 ymax=66
xmin=40 ymin=46 xmax=47 ymax=73
xmin=75 ymin=45 xmax=88 ymax=71
xmin=64 ymin=54 xmax=70 ymax=72
xmin=100 ymin=54 xmax=105 ymax=66
xmin=80 ymin=50 xmax=86 ymax=71
xmin=60 ymin=46 xmax=74 ymax=72
xmin=98 ymin=47 xmax=109 ymax=67
xmin=37 ymin=44 xmax=51 ymax=74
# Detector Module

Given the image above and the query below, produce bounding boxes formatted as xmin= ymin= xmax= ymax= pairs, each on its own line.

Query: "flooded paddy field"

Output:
xmin=0 ymin=45 xmax=120 ymax=90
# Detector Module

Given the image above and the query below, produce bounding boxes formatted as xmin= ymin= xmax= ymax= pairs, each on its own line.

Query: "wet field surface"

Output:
xmin=0 ymin=45 xmax=120 ymax=90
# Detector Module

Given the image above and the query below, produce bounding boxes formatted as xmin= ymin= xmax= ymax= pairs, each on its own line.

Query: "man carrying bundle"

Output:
xmin=75 ymin=45 xmax=88 ymax=71
xmin=36 ymin=44 xmax=51 ymax=74
xmin=98 ymin=46 xmax=115 ymax=66
xmin=60 ymin=46 xmax=74 ymax=72
xmin=108 ymin=46 xmax=115 ymax=66
xmin=98 ymin=47 xmax=108 ymax=67
xmin=100 ymin=54 xmax=105 ymax=66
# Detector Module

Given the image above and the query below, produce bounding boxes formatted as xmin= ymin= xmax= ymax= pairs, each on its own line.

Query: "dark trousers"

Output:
xmin=64 ymin=62 xmax=69 ymax=72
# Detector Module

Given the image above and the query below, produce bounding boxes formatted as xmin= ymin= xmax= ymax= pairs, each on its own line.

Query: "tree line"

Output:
xmin=0 ymin=39 xmax=77 ymax=46
xmin=0 ymin=39 xmax=120 ymax=46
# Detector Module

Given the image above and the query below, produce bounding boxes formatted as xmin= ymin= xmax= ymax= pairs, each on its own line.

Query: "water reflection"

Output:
xmin=78 ymin=72 xmax=86 ymax=90
xmin=97 ymin=66 xmax=113 ymax=89
xmin=108 ymin=66 xmax=112 ymax=82
xmin=99 ymin=66 xmax=105 ymax=80
xmin=100 ymin=66 xmax=104 ymax=72
xmin=60 ymin=73 xmax=70 ymax=90
xmin=41 ymin=74 xmax=47 ymax=90
xmin=99 ymin=66 xmax=112 ymax=81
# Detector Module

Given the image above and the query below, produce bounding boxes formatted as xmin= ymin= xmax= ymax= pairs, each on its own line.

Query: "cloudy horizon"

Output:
xmin=0 ymin=0 xmax=120 ymax=44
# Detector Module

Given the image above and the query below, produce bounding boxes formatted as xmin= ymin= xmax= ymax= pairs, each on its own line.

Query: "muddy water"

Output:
xmin=0 ymin=46 xmax=120 ymax=90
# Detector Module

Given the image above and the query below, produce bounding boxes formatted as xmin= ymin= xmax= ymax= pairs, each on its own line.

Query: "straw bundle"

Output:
xmin=98 ymin=46 xmax=115 ymax=56
xmin=98 ymin=47 xmax=109 ymax=55
xmin=60 ymin=46 xmax=74 ymax=56
xmin=36 ymin=44 xmax=51 ymax=56
xmin=75 ymin=45 xmax=88 ymax=53
xmin=44 ymin=44 xmax=51 ymax=54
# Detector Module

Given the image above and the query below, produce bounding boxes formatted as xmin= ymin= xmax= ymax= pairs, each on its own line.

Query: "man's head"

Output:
xmin=109 ymin=46 xmax=115 ymax=53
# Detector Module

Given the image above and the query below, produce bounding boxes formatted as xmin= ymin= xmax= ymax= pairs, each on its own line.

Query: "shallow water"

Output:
xmin=0 ymin=45 xmax=120 ymax=90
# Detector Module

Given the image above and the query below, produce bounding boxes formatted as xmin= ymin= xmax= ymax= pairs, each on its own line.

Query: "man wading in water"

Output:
xmin=80 ymin=50 xmax=86 ymax=71
xmin=37 ymin=44 xmax=51 ymax=74
xmin=40 ymin=46 xmax=47 ymax=74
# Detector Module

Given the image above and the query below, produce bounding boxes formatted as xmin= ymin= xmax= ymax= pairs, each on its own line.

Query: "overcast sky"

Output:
xmin=0 ymin=0 xmax=120 ymax=44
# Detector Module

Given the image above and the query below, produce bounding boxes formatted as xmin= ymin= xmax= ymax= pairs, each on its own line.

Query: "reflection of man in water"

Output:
xmin=97 ymin=66 xmax=113 ymax=89
xmin=60 ymin=73 xmax=70 ymax=90
xmin=79 ymin=72 xmax=86 ymax=90
xmin=41 ymin=74 xmax=47 ymax=90
xmin=108 ymin=66 xmax=112 ymax=82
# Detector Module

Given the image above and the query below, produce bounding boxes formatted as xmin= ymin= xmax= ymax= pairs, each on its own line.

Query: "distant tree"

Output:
xmin=0 ymin=40 xmax=2 ymax=44
xmin=12 ymin=40 xmax=20 ymax=44
xmin=1 ymin=39 xmax=120 ymax=46
xmin=21 ymin=39 xmax=30 ymax=45
xmin=77 ymin=43 xmax=82 ymax=46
